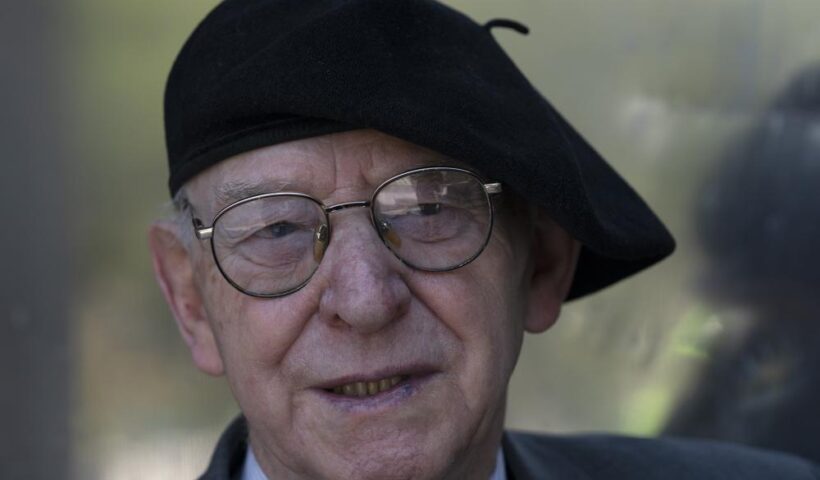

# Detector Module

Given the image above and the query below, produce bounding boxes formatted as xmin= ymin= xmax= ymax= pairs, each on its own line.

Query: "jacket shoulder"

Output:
xmin=504 ymin=430 xmax=820 ymax=480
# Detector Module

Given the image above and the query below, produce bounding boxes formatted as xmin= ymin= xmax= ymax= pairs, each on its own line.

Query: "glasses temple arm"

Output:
xmin=192 ymin=218 xmax=213 ymax=240
xmin=483 ymin=182 xmax=502 ymax=195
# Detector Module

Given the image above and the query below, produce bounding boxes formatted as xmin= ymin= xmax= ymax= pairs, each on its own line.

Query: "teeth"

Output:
xmin=331 ymin=376 xmax=404 ymax=397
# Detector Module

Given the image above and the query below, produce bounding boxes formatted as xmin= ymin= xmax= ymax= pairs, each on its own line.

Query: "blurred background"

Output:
xmin=4 ymin=0 xmax=820 ymax=478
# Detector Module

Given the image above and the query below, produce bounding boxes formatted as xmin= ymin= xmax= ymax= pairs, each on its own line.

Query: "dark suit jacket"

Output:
xmin=199 ymin=417 xmax=820 ymax=479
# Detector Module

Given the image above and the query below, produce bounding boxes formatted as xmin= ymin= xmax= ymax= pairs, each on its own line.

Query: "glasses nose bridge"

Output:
xmin=323 ymin=199 xmax=378 ymax=238
xmin=319 ymin=199 xmax=390 ymax=263
xmin=324 ymin=199 xmax=371 ymax=215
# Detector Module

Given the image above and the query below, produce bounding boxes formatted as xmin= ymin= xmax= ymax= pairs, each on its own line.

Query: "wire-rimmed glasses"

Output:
xmin=192 ymin=166 xmax=503 ymax=297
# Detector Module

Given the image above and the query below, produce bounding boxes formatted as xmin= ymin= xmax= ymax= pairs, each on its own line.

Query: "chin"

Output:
xmin=308 ymin=427 xmax=459 ymax=480
xmin=334 ymin=450 xmax=449 ymax=480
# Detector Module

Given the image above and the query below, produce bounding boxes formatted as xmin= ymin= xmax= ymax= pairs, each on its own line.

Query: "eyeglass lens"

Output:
xmin=372 ymin=169 xmax=492 ymax=271
xmin=210 ymin=169 xmax=493 ymax=297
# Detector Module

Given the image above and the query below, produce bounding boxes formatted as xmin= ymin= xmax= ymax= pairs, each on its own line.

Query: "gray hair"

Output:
xmin=168 ymin=186 xmax=196 ymax=251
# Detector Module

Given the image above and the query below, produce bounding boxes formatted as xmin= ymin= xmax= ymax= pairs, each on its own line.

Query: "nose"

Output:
xmin=317 ymin=212 xmax=411 ymax=334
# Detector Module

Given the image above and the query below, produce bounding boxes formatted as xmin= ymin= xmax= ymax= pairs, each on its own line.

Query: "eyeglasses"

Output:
xmin=192 ymin=166 xmax=502 ymax=298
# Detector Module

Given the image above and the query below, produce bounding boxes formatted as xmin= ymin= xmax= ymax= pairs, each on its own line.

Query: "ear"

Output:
xmin=148 ymin=222 xmax=224 ymax=376
xmin=523 ymin=210 xmax=581 ymax=333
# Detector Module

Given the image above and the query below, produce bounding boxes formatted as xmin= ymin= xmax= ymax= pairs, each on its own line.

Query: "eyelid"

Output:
xmin=220 ymin=222 xmax=266 ymax=241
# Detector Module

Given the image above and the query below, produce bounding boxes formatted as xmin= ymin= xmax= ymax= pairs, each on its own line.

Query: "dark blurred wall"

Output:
xmin=0 ymin=3 xmax=72 ymax=479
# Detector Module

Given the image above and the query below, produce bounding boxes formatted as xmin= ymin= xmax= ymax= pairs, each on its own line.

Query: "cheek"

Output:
xmin=444 ymin=228 xmax=530 ymax=344
xmin=407 ymin=251 xmax=528 ymax=393
xmin=430 ymin=222 xmax=531 ymax=381
xmin=201 ymin=286 xmax=322 ymax=433
xmin=197 ymin=258 xmax=315 ymax=382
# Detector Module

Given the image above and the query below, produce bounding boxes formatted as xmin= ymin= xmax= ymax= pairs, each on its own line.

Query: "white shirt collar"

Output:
xmin=242 ymin=444 xmax=508 ymax=480
xmin=490 ymin=446 xmax=508 ymax=480
xmin=241 ymin=447 xmax=268 ymax=480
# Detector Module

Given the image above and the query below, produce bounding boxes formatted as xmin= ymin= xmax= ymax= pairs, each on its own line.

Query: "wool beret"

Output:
xmin=164 ymin=0 xmax=675 ymax=299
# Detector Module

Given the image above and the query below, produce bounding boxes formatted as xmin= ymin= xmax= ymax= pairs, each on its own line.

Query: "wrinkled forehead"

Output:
xmin=184 ymin=129 xmax=472 ymax=218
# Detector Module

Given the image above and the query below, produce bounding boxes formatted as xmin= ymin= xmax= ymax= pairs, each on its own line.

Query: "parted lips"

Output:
xmin=163 ymin=0 xmax=675 ymax=299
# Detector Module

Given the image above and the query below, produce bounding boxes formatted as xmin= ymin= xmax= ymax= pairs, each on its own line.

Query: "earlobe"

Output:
xmin=148 ymin=222 xmax=225 ymax=376
xmin=523 ymin=211 xmax=581 ymax=333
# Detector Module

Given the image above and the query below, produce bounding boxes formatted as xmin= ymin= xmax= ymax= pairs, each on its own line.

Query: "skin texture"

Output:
xmin=149 ymin=129 xmax=580 ymax=480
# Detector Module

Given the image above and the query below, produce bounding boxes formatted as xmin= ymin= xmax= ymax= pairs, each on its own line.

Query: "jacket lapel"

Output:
xmin=199 ymin=416 xmax=249 ymax=480
xmin=502 ymin=431 xmax=592 ymax=480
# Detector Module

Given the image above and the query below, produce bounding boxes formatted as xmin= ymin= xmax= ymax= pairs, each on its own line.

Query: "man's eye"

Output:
xmin=413 ymin=203 xmax=442 ymax=215
xmin=262 ymin=222 xmax=300 ymax=238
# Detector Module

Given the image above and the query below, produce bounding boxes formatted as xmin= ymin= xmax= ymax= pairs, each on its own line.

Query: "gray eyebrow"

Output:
xmin=214 ymin=179 xmax=296 ymax=210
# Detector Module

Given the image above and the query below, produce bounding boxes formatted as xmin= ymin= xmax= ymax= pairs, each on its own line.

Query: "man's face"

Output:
xmin=155 ymin=130 xmax=574 ymax=480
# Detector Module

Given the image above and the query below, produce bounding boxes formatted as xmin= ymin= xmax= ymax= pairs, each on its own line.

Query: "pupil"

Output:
xmin=268 ymin=222 xmax=297 ymax=238
xmin=418 ymin=203 xmax=441 ymax=215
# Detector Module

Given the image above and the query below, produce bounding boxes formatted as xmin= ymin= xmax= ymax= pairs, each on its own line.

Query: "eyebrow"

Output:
xmin=214 ymin=179 xmax=297 ymax=210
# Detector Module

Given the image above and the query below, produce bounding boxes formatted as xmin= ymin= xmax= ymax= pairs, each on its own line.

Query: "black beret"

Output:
xmin=164 ymin=0 xmax=675 ymax=299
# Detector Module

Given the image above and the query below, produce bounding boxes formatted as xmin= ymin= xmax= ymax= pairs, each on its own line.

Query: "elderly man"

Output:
xmin=149 ymin=1 xmax=820 ymax=479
